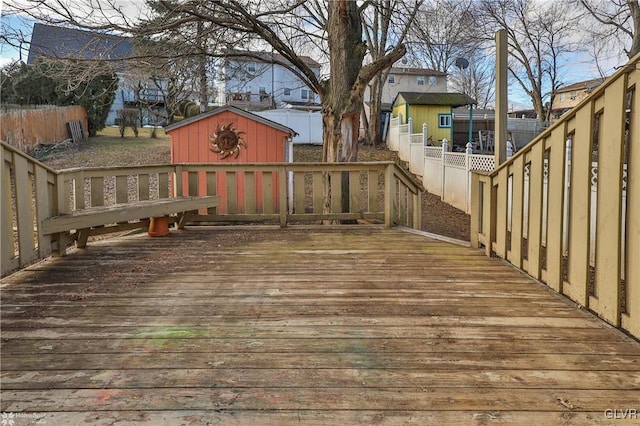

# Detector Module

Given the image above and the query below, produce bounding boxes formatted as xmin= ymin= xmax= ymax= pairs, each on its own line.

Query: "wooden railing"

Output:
xmin=1 ymin=141 xmax=58 ymax=275
xmin=1 ymin=143 xmax=421 ymax=276
xmin=470 ymin=54 xmax=640 ymax=340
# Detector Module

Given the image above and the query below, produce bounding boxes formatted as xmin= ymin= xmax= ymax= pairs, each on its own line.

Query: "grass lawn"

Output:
xmin=42 ymin=126 xmax=172 ymax=170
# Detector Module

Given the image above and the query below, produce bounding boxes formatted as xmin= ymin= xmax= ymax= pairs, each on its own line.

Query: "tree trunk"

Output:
xmin=322 ymin=0 xmax=367 ymax=163
xmin=367 ymin=74 xmax=384 ymax=146
xmin=320 ymin=0 xmax=406 ymax=217
xmin=629 ymin=0 xmax=640 ymax=58
xmin=322 ymin=1 xmax=405 ymax=160
xmin=197 ymin=21 xmax=208 ymax=112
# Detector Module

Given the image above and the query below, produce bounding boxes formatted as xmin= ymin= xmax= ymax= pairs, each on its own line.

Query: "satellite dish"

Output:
xmin=455 ymin=57 xmax=469 ymax=69
xmin=401 ymin=58 xmax=408 ymax=64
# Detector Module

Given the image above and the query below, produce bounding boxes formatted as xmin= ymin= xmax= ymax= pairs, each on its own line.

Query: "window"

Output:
xmin=417 ymin=76 xmax=425 ymax=86
xmin=428 ymin=76 xmax=437 ymax=86
xmin=560 ymin=93 xmax=566 ymax=101
xmin=259 ymin=87 xmax=266 ymax=94
xmin=301 ymin=88 xmax=310 ymax=100
xmin=388 ymin=75 xmax=395 ymax=84
xmin=284 ymin=88 xmax=291 ymax=96
xmin=247 ymin=62 xmax=256 ymax=73
xmin=570 ymin=91 xmax=577 ymax=100
xmin=438 ymin=113 xmax=452 ymax=128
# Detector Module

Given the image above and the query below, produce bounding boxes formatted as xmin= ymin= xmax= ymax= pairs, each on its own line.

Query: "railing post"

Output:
xmin=174 ymin=165 xmax=183 ymax=197
xmin=563 ymin=138 xmax=572 ymax=255
xmin=413 ymin=187 xmax=421 ymax=229
xmin=470 ymin=172 xmax=481 ymax=249
xmin=385 ymin=163 xmax=394 ymax=227
xmin=279 ymin=165 xmax=288 ymax=227
xmin=466 ymin=144 xmax=472 ymax=212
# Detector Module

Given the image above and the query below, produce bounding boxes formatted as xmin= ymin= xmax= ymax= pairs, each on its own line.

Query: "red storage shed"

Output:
xmin=166 ymin=105 xmax=297 ymax=214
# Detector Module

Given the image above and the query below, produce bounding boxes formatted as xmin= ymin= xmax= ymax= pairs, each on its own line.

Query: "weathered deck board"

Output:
xmin=1 ymin=226 xmax=639 ymax=425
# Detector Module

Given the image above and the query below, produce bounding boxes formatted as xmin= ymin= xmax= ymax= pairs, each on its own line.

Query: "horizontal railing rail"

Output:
xmin=470 ymin=53 xmax=640 ymax=340
xmin=1 ymin=145 xmax=421 ymax=276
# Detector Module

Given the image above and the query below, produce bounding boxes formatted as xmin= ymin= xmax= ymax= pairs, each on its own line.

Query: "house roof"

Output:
xmin=27 ymin=23 xmax=134 ymax=64
xmin=394 ymin=92 xmax=476 ymax=107
xmin=223 ymin=50 xmax=321 ymax=69
xmin=388 ymin=67 xmax=446 ymax=77
xmin=556 ymin=78 xmax=605 ymax=93
xmin=164 ymin=105 xmax=298 ymax=136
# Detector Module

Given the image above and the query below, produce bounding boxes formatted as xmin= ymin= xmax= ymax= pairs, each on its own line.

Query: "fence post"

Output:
xmin=441 ymin=141 xmax=448 ymax=201
xmin=422 ymin=123 xmax=428 ymax=145
xmin=408 ymin=117 xmax=413 ymax=134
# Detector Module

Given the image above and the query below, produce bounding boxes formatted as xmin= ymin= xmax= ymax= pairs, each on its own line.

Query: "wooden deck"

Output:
xmin=1 ymin=226 xmax=639 ymax=425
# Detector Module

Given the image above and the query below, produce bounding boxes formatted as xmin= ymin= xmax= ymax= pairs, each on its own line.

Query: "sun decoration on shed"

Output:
xmin=209 ymin=123 xmax=247 ymax=159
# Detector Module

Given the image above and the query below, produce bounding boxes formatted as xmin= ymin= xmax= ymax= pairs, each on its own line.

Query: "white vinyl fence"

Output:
xmin=256 ymin=109 xmax=322 ymax=144
xmin=387 ymin=114 xmax=495 ymax=213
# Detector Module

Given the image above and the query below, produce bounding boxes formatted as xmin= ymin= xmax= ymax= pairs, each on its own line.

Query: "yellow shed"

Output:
xmin=392 ymin=92 xmax=476 ymax=143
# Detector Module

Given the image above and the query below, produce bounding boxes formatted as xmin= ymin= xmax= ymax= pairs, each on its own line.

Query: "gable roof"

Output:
xmin=27 ymin=23 xmax=134 ymax=64
xmin=556 ymin=78 xmax=605 ymax=94
xmin=164 ymin=105 xmax=298 ymax=136
xmin=223 ymin=50 xmax=321 ymax=69
xmin=388 ymin=67 xmax=446 ymax=77
xmin=394 ymin=92 xmax=476 ymax=107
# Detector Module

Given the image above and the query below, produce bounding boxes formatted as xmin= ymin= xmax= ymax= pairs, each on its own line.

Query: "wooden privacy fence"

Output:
xmin=470 ymin=54 xmax=640 ymax=340
xmin=0 ymin=106 xmax=88 ymax=153
xmin=1 ymin=139 xmax=421 ymax=276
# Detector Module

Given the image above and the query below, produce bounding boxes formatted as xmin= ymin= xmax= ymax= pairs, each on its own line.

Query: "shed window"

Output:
xmin=301 ymin=88 xmax=310 ymax=100
xmin=247 ymin=62 xmax=256 ymax=73
xmin=438 ymin=113 xmax=452 ymax=128
xmin=388 ymin=75 xmax=395 ymax=84
xmin=428 ymin=76 xmax=437 ymax=86
xmin=284 ymin=88 xmax=291 ymax=96
xmin=417 ymin=76 xmax=425 ymax=86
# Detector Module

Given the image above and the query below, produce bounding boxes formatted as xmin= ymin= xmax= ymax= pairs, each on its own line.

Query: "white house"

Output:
xmin=215 ymin=51 xmax=322 ymax=111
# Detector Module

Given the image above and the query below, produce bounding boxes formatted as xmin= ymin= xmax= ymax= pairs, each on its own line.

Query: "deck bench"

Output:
xmin=42 ymin=196 xmax=220 ymax=255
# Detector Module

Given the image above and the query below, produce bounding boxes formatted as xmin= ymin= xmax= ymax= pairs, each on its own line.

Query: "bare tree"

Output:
xmin=5 ymin=0 xmax=408 ymax=162
xmin=449 ymin=52 xmax=496 ymax=109
xmin=407 ymin=0 xmax=482 ymax=73
xmin=361 ymin=0 xmax=422 ymax=146
xmin=477 ymin=0 xmax=582 ymax=124
xmin=578 ymin=0 xmax=640 ymax=59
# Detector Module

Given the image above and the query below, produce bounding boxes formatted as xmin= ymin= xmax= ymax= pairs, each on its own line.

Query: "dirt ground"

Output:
xmin=40 ymin=137 xmax=470 ymax=242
